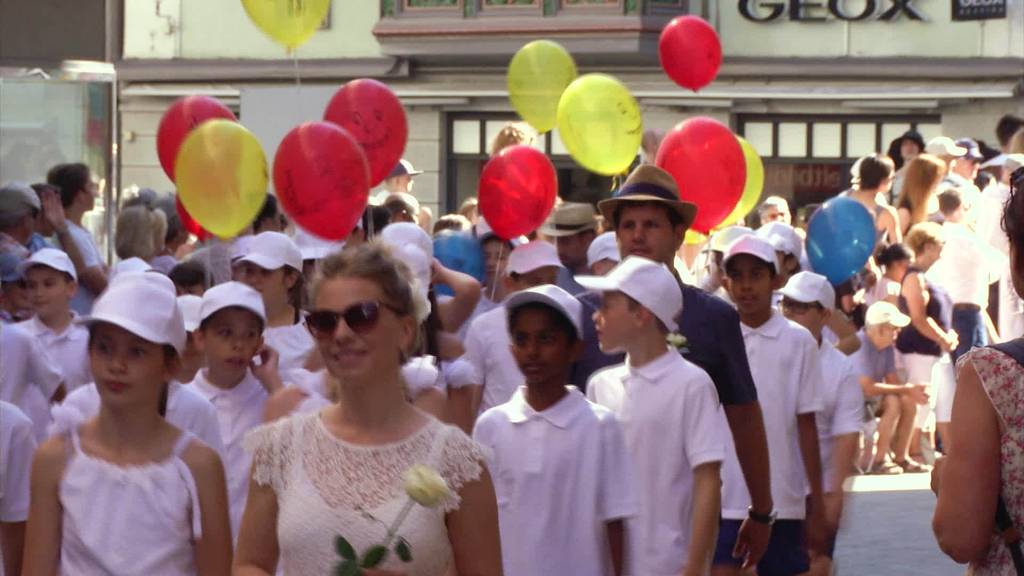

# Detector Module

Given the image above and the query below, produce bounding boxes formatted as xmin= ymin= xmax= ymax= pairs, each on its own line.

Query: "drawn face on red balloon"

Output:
xmin=323 ymin=79 xmax=408 ymax=187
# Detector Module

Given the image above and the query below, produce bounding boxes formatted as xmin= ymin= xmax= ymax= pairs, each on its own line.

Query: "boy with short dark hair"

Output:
xmin=474 ymin=284 xmax=635 ymax=576
xmin=169 ymin=260 xmax=209 ymax=296
xmin=715 ymin=235 xmax=826 ymax=576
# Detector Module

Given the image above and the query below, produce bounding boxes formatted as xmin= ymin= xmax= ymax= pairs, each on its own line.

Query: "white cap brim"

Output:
xmin=505 ymin=290 xmax=583 ymax=340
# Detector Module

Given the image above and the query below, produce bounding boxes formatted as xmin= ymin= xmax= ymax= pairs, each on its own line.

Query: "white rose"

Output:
xmin=404 ymin=464 xmax=451 ymax=508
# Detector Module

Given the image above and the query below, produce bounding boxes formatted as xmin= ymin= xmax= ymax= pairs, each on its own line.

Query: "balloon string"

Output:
xmin=292 ymin=51 xmax=301 ymax=91
xmin=489 ymin=242 xmax=504 ymax=303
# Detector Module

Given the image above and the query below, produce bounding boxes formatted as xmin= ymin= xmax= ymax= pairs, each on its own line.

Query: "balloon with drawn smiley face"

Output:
xmin=324 ymin=79 xmax=408 ymax=188
xmin=556 ymin=74 xmax=643 ymax=176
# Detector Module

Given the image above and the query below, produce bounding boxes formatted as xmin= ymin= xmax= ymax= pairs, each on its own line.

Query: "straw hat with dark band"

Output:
xmin=597 ymin=165 xmax=698 ymax=230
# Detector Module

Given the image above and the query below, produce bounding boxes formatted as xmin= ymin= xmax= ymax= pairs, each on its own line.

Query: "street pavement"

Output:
xmin=833 ymin=473 xmax=964 ymax=575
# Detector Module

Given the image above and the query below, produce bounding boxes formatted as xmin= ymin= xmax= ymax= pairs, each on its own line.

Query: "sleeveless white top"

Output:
xmin=59 ymin=428 xmax=202 ymax=576
xmin=245 ymin=412 xmax=485 ymax=576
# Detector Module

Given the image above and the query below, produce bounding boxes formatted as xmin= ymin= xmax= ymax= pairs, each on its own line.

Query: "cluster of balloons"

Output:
xmin=157 ymin=78 xmax=408 ymax=242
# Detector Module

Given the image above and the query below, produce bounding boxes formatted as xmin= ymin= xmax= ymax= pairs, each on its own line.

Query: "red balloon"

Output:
xmin=273 ymin=122 xmax=370 ymax=241
xmin=175 ymin=196 xmax=211 ymax=241
xmin=658 ymin=16 xmax=722 ymax=92
xmin=157 ymin=96 xmax=237 ymax=182
xmin=655 ymin=118 xmax=745 ymax=234
xmin=323 ymin=79 xmax=408 ymax=188
xmin=478 ymin=145 xmax=557 ymax=240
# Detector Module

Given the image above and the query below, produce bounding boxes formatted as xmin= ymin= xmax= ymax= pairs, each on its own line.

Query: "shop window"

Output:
xmin=812 ymin=124 xmax=842 ymax=158
xmin=778 ymin=123 xmax=808 ymax=158
xmin=881 ymin=123 xmax=911 ymax=150
xmin=452 ymin=120 xmax=480 ymax=154
xmin=846 ymin=123 xmax=876 ymax=158
xmin=744 ymin=122 xmax=774 ymax=157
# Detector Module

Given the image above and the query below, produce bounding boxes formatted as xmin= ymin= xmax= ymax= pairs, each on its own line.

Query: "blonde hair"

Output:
xmin=115 ymin=206 xmax=167 ymax=261
xmin=896 ymin=154 xmax=945 ymax=227
xmin=309 ymin=242 xmax=416 ymax=319
xmin=904 ymin=221 xmax=944 ymax=255
xmin=489 ymin=123 xmax=532 ymax=157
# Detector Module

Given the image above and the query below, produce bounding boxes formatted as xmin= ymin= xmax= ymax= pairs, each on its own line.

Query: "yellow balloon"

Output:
xmin=175 ymin=120 xmax=268 ymax=239
xmin=720 ymin=137 xmax=765 ymax=225
xmin=241 ymin=0 xmax=331 ymax=49
xmin=556 ymin=74 xmax=642 ymax=176
xmin=684 ymin=229 xmax=708 ymax=245
xmin=508 ymin=40 xmax=578 ymax=134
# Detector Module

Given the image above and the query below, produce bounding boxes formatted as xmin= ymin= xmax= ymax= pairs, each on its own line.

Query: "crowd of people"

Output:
xmin=0 ymin=113 xmax=1022 ymax=576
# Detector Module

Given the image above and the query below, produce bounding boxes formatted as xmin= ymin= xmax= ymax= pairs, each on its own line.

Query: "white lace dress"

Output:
xmin=245 ymin=412 xmax=485 ymax=575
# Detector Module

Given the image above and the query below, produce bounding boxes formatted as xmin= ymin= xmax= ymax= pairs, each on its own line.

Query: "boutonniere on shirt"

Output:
xmin=667 ymin=332 xmax=690 ymax=356
xmin=334 ymin=465 xmax=452 ymax=575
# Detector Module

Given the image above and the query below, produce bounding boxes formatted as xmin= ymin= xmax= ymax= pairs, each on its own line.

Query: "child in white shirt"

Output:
xmin=474 ymin=285 xmax=636 ymax=576
xmin=22 ymin=272 xmax=231 ymax=575
xmin=0 ymin=322 xmax=65 ymax=442
xmin=715 ymin=236 xmax=825 ymax=576
xmin=16 ymin=248 xmax=91 ymax=391
xmin=1 ymin=401 xmax=36 ymax=576
xmin=462 ymin=240 xmax=563 ymax=419
xmin=189 ymin=281 xmax=280 ymax=537
xmin=583 ymin=256 xmax=727 ymax=576
xmin=235 ymin=231 xmax=315 ymax=371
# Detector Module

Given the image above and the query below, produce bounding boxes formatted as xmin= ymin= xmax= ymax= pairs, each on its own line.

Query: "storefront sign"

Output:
xmin=951 ymin=0 xmax=1006 ymax=20
xmin=738 ymin=0 xmax=926 ymax=21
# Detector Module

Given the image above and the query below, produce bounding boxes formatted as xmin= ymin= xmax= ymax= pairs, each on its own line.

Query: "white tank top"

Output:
xmin=59 ymin=428 xmax=202 ymax=575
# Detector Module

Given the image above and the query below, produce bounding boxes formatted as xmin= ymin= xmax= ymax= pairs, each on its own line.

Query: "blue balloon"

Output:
xmin=433 ymin=231 xmax=485 ymax=297
xmin=806 ymin=196 xmax=876 ymax=285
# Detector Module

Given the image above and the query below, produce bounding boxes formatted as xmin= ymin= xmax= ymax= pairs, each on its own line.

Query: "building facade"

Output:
xmin=118 ymin=0 xmax=1024 ymax=218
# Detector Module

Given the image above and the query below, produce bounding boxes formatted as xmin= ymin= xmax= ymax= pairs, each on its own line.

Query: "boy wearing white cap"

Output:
xmin=462 ymin=240 xmax=564 ymax=418
xmin=236 ymin=231 xmax=315 ymax=372
xmin=850 ymin=301 xmax=927 ymax=475
xmin=474 ymin=284 xmax=635 ymax=576
xmin=23 ymin=272 xmax=232 ymax=575
xmin=583 ymin=256 xmax=726 ymax=576
xmin=779 ymin=272 xmax=863 ymax=569
xmin=16 ymin=248 xmax=91 ymax=391
xmin=716 ymin=236 xmax=825 ymax=576
xmin=586 ymin=231 xmax=621 ymax=277
xmin=188 ymin=281 xmax=279 ymax=537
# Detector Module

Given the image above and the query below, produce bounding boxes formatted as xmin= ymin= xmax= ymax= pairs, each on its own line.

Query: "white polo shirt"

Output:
xmin=587 ymin=348 xmax=727 ymax=576
xmin=474 ymin=387 xmax=637 ymax=576
xmin=50 ymin=381 xmax=225 ymax=459
xmin=0 ymin=402 xmax=35 ymax=576
xmin=0 ymin=323 xmax=64 ymax=442
xmin=16 ymin=315 xmax=91 ymax=392
xmin=463 ymin=304 xmax=523 ymax=415
xmin=816 ymin=341 xmax=864 ymax=491
xmin=264 ymin=321 xmax=316 ymax=373
xmin=188 ymin=369 xmax=268 ymax=538
xmin=722 ymin=311 xmax=823 ymax=520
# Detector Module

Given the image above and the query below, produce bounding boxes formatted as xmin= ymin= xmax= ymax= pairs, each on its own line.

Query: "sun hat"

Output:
xmin=539 ymin=202 xmax=598 ymax=238
xmin=597 ymin=165 xmax=698 ymax=230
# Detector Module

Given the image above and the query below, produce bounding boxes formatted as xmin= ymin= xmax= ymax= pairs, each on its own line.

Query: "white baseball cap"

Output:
xmin=925 ymin=136 xmax=967 ymax=158
xmin=779 ymin=271 xmax=835 ymax=311
xmin=381 ymin=222 xmax=433 ymax=259
xmin=199 ymin=281 xmax=267 ymax=327
xmin=506 ymin=240 xmax=563 ymax=276
xmin=865 ymin=301 xmax=911 ymax=328
xmin=18 ymin=248 xmax=77 ymax=282
xmin=177 ymin=295 xmax=203 ymax=332
xmin=231 ymin=235 xmax=255 ymax=262
xmin=710 ymin=226 xmax=754 ymax=253
xmin=505 ymin=284 xmax=583 ymax=340
xmin=77 ymin=272 xmax=186 ymax=354
xmin=757 ymin=222 xmax=803 ymax=260
xmin=110 ymin=257 xmax=154 ymax=280
xmin=576 ymin=256 xmax=682 ymax=330
xmin=236 ymin=231 xmax=302 ymax=272
xmin=0 ymin=181 xmax=40 ymax=217
xmin=723 ymin=235 xmax=779 ymax=274
xmin=586 ymin=232 xmax=621 ymax=269
xmin=294 ymin=226 xmax=344 ymax=261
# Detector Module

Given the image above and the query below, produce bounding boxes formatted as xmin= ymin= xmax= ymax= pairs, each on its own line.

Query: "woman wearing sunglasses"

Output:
xmin=234 ymin=243 xmax=502 ymax=576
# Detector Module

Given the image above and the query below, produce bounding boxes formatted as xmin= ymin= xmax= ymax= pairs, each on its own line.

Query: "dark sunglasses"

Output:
xmin=780 ymin=298 xmax=824 ymax=314
xmin=305 ymin=301 xmax=398 ymax=338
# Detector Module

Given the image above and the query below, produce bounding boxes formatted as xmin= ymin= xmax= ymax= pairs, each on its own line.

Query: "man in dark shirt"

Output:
xmin=574 ymin=164 xmax=775 ymax=568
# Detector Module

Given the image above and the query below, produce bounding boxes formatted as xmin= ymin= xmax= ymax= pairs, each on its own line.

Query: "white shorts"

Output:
xmin=933 ymin=355 xmax=957 ymax=424
xmin=902 ymin=353 xmax=939 ymax=429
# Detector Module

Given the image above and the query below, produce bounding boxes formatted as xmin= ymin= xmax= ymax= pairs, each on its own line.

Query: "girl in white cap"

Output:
xmin=23 ymin=272 xmax=232 ymax=575
xmin=235 ymin=231 xmax=316 ymax=372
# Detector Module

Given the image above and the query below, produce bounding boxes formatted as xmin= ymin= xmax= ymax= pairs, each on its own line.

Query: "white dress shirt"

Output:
xmin=463 ymin=304 xmax=523 ymax=415
xmin=474 ymin=387 xmax=636 ymax=576
xmin=188 ymin=369 xmax=268 ymax=537
xmin=588 ymin=348 xmax=727 ymax=576
xmin=16 ymin=314 xmax=91 ymax=392
xmin=722 ymin=311 xmax=823 ymax=520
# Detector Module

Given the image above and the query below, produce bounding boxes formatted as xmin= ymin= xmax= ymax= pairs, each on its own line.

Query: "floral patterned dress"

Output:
xmin=963 ymin=346 xmax=1024 ymax=575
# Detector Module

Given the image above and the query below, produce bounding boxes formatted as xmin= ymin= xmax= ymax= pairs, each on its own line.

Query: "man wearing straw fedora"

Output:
xmin=540 ymin=202 xmax=599 ymax=296
xmin=576 ymin=164 xmax=776 ymax=569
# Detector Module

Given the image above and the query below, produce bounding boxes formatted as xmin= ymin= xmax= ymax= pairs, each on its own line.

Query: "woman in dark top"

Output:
xmin=897 ymin=222 xmax=957 ymax=471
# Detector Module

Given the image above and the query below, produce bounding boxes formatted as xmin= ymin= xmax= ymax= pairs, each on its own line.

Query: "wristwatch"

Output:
xmin=747 ymin=506 xmax=777 ymax=526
